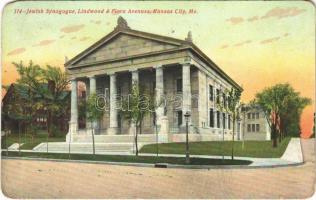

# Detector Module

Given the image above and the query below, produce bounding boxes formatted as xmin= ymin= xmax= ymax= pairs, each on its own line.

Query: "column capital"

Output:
xmin=129 ymin=69 xmax=138 ymax=73
xmin=108 ymin=72 xmax=117 ymax=76
xmin=87 ymin=74 xmax=96 ymax=79
xmin=180 ymin=61 xmax=192 ymax=66
xmin=153 ymin=64 xmax=163 ymax=69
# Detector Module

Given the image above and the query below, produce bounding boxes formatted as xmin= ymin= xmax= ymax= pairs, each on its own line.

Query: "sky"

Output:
xmin=2 ymin=1 xmax=315 ymax=138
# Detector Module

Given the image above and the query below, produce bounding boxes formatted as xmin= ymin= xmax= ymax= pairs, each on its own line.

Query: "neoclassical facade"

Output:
xmin=65 ymin=17 xmax=243 ymax=143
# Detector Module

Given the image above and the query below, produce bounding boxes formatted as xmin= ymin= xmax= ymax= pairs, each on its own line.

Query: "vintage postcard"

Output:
xmin=1 ymin=0 xmax=315 ymax=199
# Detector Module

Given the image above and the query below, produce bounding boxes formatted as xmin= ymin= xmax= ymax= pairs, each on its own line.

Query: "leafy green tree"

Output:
xmin=227 ymin=88 xmax=242 ymax=160
xmin=255 ymin=83 xmax=311 ymax=147
xmin=120 ymin=81 xmax=155 ymax=156
xmin=41 ymin=65 xmax=70 ymax=137
xmin=86 ymin=93 xmax=104 ymax=155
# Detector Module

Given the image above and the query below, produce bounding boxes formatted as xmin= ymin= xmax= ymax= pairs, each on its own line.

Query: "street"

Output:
xmin=1 ymin=139 xmax=315 ymax=199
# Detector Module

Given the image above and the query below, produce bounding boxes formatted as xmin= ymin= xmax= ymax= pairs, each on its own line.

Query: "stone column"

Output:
xmin=85 ymin=80 xmax=90 ymax=129
xmin=129 ymin=70 xmax=139 ymax=135
xmin=155 ymin=65 xmax=169 ymax=138
xmin=182 ymin=63 xmax=191 ymax=125
xmin=108 ymin=73 xmax=118 ymax=135
xmin=213 ymin=85 xmax=217 ymax=129
xmin=155 ymin=65 xmax=164 ymax=125
xmin=89 ymin=75 xmax=98 ymax=130
xmin=70 ymin=79 xmax=78 ymax=134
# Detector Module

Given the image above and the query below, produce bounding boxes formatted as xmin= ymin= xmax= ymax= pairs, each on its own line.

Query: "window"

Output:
xmin=216 ymin=89 xmax=220 ymax=104
xmin=252 ymin=113 xmax=256 ymax=119
xmin=247 ymin=124 xmax=251 ymax=132
xmin=217 ymin=111 xmax=220 ymax=128
xmin=247 ymin=113 xmax=251 ymax=119
xmin=256 ymin=124 xmax=260 ymax=132
xmin=209 ymin=109 xmax=214 ymax=127
xmin=176 ymin=79 xmax=182 ymax=92
xmin=228 ymin=115 xmax=231 ymax=129
xmin=177 ymin=111 xmax=182 ymax=126
xmin=223 ymin=94 xmax=227 ymax=108
xmin=256 ymin=113 xmax=259 ymax=119
xmin=252 ymin=124 xmax=256 ymax=132
xmin=222 ymin=113 xmax=226 ymax=129
xmin=209 ymin=85 xmax=214 ymax=101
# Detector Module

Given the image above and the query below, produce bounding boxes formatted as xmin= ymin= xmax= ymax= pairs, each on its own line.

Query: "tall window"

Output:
xmin=176 ymin=78 xmax=182 ymax=92
xmin=209 ymin=85 xmax=214 ymax=101
xmin=223 ymin=94 xmax=226 ymax=107
xmin=216 ymin=89 xmax=220 ymax=104
xmin=252 ymin=113 xmax=256 ymax=119
xmin=177 ymin=111 xmax=182 ymax=126
xmin=252 ymin=124 xmax=256 ymax=132
xmin=217 ymin=111 xmax=220 ymax=128
xmin=256 ymin=113 xmax=259 ymax=119
xmin=247 ymin=124 xmax=251 ymax=132
xmin=228 ymin=115 xmax=231 ymax=129
xmin=247 ymin=113 xmax=251 ymax=119
xmin=209 ymin=109 xmax=214 ymax=127
xmin=222 ymin=113 xmax=226 ymax=129
xmin=256 ymin=124 xmax=260 ymax=132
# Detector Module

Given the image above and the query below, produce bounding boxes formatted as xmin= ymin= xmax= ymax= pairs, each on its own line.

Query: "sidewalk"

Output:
xmin=2 ymin=138 xmax=303 ymax=168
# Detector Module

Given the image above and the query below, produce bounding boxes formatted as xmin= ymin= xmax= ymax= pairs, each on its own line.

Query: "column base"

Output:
xmin=108 ymin=127 xmax=119 ymax=135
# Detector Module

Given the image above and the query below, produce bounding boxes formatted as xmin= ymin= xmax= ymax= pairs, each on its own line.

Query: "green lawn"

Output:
xmin=1 ymin=131 xmax=66 ymax=150
xmin=2 ymin=151 xmax=252 ymax=166
xmin=140 ymin=137 xmax=291 ymax=158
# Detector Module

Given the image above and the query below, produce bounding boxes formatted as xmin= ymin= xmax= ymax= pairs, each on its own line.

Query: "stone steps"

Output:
xmin=33 ymin=142 xmax=136 ymax=153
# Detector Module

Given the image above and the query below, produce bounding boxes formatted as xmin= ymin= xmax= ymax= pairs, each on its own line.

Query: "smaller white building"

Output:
xmin=240 ymin=104 xmax=271 ymax=141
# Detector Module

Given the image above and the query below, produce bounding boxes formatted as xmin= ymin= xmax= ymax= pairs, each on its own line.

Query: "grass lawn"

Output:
xmin=1 ymin=131 xmax=66 ymax=150
xmin=140 ymin=137 xmax=291 ymax=158
xmin=2 ymin=151 xmax=252 ymax=165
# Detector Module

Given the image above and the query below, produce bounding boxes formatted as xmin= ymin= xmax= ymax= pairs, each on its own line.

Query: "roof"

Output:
xmin=65 ymin=17 xmax=242 ymax=91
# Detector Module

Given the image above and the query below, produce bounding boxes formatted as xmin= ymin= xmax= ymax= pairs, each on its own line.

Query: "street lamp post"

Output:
xmin=184 ymin=111 xmax=191 ymax=164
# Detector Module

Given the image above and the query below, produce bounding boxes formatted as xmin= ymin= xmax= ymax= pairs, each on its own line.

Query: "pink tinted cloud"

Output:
xmin=226 ymin=17 xmax=244 ymax=25
xmin=260 ymin=37 xmax=280 ymax=44
xmin=33 ymin=39 xmax=55 ymax=47
xmin=60 ymin=24 xmax=85 ymax=33
xmin=234 ymin=40 xmax=252 ymax=47
xmin=262 ymin=7 xmax=306 ymax=19
xmin=7 ymin=48 xmax=26 ymax=56
xmin=248 ymin=16 xmax=259 ymax=22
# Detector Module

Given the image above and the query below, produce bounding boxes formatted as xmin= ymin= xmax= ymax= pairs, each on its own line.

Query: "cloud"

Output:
xmin=7 ymin=48 xmax=26 ymax=56
xmin=234 ymin=40 xmax=252 ymax=47
xmin=59 ymin=35 xmax=65 ymax=39
xmin=226 ymin=17 xmax=244 ymax=25
xmin=262 ymin=7 xmax=306 ymax=19
xmin=79 ymin=36 xmax=90 ymax=41
xmin=248 ymin=16 xmax=259 ymax=22
xmin=71 ymin=36 xmax=77 ymax=40
xmin=283 ymin=33 xmax=290 ymax=37
xmin=60 ymin=24 xmax=85 ymax=33
xmin=220 ymin=44 xmax=229 ymax=49
xmin=33 ymin=39 xmax=55 ymax=47
xmin=260 ymin=37 xmax=280 ymax=44
xmin=90 ymin=20 xmax=101 ymax=25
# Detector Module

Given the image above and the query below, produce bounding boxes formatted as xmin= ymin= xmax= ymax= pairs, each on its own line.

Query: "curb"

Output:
xmin=2 ymin=156 xmax=305 ymax=170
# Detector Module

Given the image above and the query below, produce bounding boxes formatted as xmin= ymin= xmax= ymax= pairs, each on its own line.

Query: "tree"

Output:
xmin=120 ymin=81 xmax=155 ymax=156
xmin=216 ymin=87 xmax=228 ymax=161
xmin=255 ymin=83 xmax=311 ymax=147
xmin=41 ymin=65 xmax=70 ymax=137
xmin=227 ymin=88 xmax=242 ymax=160
xmin=86 ymin=93 xmax=104 ymax=156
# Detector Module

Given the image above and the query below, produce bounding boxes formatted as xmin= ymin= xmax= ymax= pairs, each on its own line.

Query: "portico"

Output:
xmin=65 ymin=16 xmax=242 ymax=143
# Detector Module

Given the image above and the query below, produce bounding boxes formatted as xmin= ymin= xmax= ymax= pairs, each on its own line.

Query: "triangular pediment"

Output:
xmin=71 ymin=31 xmax=184 ymax=66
